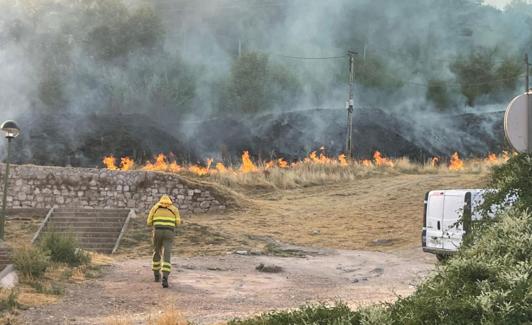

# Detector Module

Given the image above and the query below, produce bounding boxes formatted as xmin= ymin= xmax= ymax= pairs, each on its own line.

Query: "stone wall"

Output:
xmin=0 ymin=164 xmax=226 ymax=214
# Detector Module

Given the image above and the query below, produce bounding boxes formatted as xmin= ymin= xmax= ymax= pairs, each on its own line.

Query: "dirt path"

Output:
xmin=19 ymin=246 xmax=434 ymax=324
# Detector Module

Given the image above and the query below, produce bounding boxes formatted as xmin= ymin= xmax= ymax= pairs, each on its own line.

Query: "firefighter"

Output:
xmin=147 ymin=195 xmax=181 ymax=288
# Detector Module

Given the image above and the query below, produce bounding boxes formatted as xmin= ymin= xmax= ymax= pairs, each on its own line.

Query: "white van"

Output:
xmin=421 ymin=189 xmax=487 ymax=260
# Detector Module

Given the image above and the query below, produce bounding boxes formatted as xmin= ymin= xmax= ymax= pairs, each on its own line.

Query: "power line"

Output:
xmin=271 ymin=53 xmax=347 ymax=60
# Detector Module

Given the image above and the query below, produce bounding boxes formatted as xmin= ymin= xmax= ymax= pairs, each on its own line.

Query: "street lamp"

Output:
xmin=0 ymin=120 xmax=20 ymax=241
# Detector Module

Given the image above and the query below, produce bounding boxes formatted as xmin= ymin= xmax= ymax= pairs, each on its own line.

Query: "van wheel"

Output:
xmin=436 ymin=254 xmax=448 ymax=262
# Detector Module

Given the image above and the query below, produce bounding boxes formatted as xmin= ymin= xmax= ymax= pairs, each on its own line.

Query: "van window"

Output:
xmin=443 ymin=195 xmax=464 ymax=230
xmin=427 ymin=193 xmax=444 ymax=229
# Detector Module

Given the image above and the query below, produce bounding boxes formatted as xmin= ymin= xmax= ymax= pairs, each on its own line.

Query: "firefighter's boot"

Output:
xmin=162 ymin=276 xmax=169 ymax=288
xmin=154 ymin=271 xmax=161 ymax=282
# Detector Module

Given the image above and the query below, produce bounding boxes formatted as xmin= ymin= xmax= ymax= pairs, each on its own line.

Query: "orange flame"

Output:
xmin=278 ymin=158 xmax=288 ymax=168
xmin=240 ymin=151 xmax=257 ymax=173
xmin=430 ymin=157 xmax=439 ymax=167
xmin=103 ymin=156 xmax=118 ymax=170
xmin=373 ymin=151 xmax=394 ymax=167
xmin=120 ymin=157 xmax=135 ymax=171
xmin=486 ymin=153 xmax=497 ymax=163
xmin=338 ymin=154 xmax=348 ymax=166
xmin=361 ymin=159 xmax=372 ymax=167
xmin=216 ymin=162 xmax=227 ymax=173
xmin=449 ymin=152 xmax=464 ymax=171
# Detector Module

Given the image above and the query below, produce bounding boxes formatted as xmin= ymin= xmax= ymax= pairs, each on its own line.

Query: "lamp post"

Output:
xmin=0 ymin=120 xmax=20 ymax=241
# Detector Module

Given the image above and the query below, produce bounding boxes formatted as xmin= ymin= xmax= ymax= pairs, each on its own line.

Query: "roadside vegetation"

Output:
xmin=2 ymin=231 xmax=110 ymax=321
xmin=230 ymin=154 xmax=532 ymax=324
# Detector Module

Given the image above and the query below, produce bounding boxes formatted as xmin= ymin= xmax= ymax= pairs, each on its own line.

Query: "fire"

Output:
xmin=306 ymin=150 xmax=334 ymax=164
xmin=120 ymin=157 xmax=135 ymax=171
xmin=449 ymin=152 xmax=464 ymax=171
xmin=373 ymin=151 xmax=394 ymax=167
xmin=216 ymin=162 xmax=227 ymax=173
xmin=103 ymin=156 xmax=118 ymax=170
xmin=103 ymin=149 xmax=510 ymax=176
xmin=338 ymin=154 xmax=348 ymax=166
xmin=241 ymin=151 xmax=257 ymax=173
xmin=361 ymin=159 xmax=372 ymax=167
xmin=430 ymin=157 xmax=439 ymax=167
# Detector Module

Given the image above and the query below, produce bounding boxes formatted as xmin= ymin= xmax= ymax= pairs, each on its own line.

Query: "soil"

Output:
xmin=14 ymin=172 xmax=487 ymax=324
xmin=19 ymin=247 xmax=434 ymax=325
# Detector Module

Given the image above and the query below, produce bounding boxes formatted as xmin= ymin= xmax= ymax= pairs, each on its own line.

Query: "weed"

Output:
xmin=12 ymin=246 xmax=50 ymax=279
xmin=39 ymin=231 xmax=91 ymax=267
xmin=149 ymin=307 xmax=190 ymax=325
xmin=0 ymin=290 xmax=19 ymax=313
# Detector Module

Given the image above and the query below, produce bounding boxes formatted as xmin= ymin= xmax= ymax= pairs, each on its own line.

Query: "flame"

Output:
xmin=120 ymin=157 xmax=135 ymax=171
xmin=103 ymin=156 xmax=118 ymax=170
xmin=216 ymin=162 xmax=227 ymax=173
xmin=430 ymin=157 xmax=439 ymax=167
xmin=373 ymin=151 xmax=394 ymax=167
xmin=264 ymin=161 xmax=275 ymax=170
xmin=449 ymin=152 xmax=464 ymax=171
xmin=103 ymin=148 xmax=510 ymax=176
xmin=361 ymin=159 xmax=372 ymax=167
xmin=240 ymin=151 xmax=257 ymax=173
xmin=486 ymin=153 xmax=497 ymax=163
xmin=338 ymin=154 xmax=348 ymax=166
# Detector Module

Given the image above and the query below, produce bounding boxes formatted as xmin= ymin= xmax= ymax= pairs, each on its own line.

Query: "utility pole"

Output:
xmin=525 ymin=53 xmax=529 ymax=92
xmin=345 ymin=50 xmax=357 ymax=158
xmin=526 ymin=53 xmax=532 ymax=152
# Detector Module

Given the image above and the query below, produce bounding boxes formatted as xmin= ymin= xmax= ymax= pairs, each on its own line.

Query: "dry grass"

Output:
xmin=206 ymin=157 xmax=504 ymax=190
xmin=148 ymin=308 xmax=190 ymax=325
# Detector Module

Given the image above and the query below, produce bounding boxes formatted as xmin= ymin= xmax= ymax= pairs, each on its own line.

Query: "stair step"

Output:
xmin=48 ymin=218 xmax=125 ymax=224
xmin=52 ymin=212 xmax=128 ymax=219
xmin=42 ymin=227 xmax=122 ymax=234
xmin=46 ymin=221 xmax=124 ymax=228
xmin=77 ymin=238 xmax=117 ymax=244
xmin=54 ymin=209 xmax=129 ymax=214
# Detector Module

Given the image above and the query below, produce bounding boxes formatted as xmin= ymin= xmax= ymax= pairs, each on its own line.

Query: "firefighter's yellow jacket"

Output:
xmin=147 ymin=195 xmax=181 ymax=228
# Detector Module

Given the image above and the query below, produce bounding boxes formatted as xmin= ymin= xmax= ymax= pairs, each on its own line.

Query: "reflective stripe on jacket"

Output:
xmin=147 ymin=195 xmax=181 ymax=228
xmin=151 ymin=207 xmax=178 ymax=228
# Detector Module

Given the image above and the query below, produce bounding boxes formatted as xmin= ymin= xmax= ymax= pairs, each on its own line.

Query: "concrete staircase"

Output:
xmin=33 ymin=208 xmax=134 ymax=254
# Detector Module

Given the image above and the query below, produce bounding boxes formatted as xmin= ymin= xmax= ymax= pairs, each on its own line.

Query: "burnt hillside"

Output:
xmin=7 ymin=108 xmax=505 ymax=167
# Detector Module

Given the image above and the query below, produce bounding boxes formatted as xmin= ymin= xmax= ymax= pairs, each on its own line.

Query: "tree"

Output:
xmin=451 ymin=49 xmax=496 ymax=107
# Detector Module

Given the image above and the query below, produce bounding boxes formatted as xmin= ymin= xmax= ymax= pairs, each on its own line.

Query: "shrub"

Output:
xmin=40 ymin=232 xmax=91 ymax=267
xmin=480 ymin=153 xmax=532 ymax=214
xmin=390 ymin=208 xmax=532 ymax=324
xmin=0 ymin=290 xmax=19 ymax=312
xmin=228 ymin=303 xmax=364 ymax=325
xmin=12 ymin=246 xmax=50 ymax=279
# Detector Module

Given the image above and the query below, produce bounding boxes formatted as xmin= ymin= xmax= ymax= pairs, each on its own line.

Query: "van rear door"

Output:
xmin=442 ymin=193 xmax=465 ymax=251
xmin=425 ymin=191 xmax=444 ymax=250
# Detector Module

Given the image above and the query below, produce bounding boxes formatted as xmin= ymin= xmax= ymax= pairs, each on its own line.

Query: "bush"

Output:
xmin=480 ymin=153 xmax=532 ymax=214
xmin=0 ymin=289 xmax=19 ymax=312
xmin=228 ymin=303 xmax=364 ymax=325
xmin=40 ymin=232 xmax=91 ymax=267
xmin=231 ymin=156 xmax=532 ymax=325
xmin=390 ymin=208 xmax=532 ymax=324
xmin=12 ymin=246 xmax=50 ymax=279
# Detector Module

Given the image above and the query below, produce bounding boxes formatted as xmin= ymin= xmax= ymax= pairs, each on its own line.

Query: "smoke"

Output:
xmin=0 ymin=0 xmax=531 ymax=164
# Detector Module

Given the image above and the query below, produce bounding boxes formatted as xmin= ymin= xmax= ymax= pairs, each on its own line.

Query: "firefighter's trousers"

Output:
xmin=152 ymin=228 xmax=174 ymax=276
